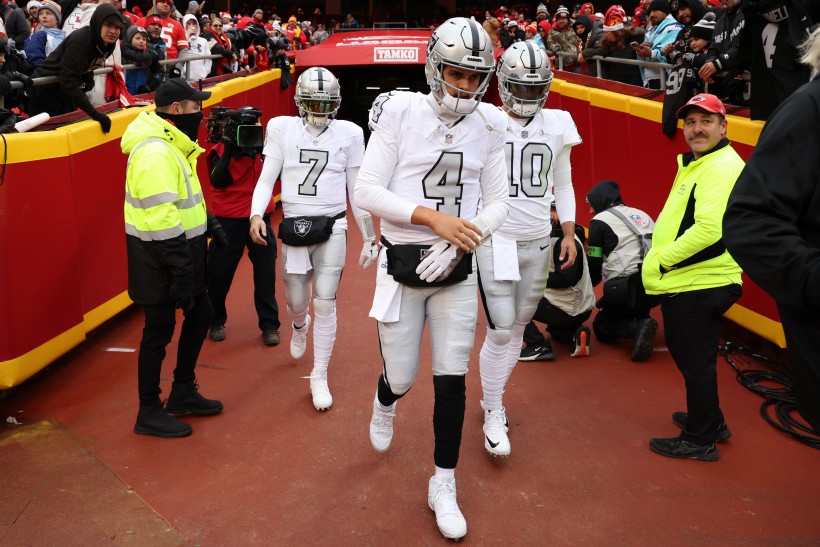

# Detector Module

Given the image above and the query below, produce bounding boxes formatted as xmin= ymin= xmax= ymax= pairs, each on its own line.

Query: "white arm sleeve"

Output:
xmin=552 ymin=145 xmax=576 ymax=224
xmin=250 ymin=155 xmax=283 ymax=218
xmin=472 ymin=146 xmax=509 ymax=236
xmin=354 ymin=130 xmax=417 ymax=223
xmin=346 ymin=164 xmax=368 ymax=219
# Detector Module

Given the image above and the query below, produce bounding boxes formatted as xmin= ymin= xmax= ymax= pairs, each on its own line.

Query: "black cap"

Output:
xmin=154 ymin=78 xmax=211 ymax=107
xmin=648 ymin=0 xmax=671 ymax=14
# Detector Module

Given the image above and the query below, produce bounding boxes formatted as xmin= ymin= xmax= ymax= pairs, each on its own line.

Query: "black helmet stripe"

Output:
xmin=525 ymin=41 xmax=536 ymax=74
xmin=468 ymin=18 xmax=480 ymax=57
xmin=316 ymin=67 xmax=324 ymax=91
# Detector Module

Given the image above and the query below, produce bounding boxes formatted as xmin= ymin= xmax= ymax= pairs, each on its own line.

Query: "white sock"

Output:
xmin=505 ymin=323 xmax=526 ymax=383
xmin=312 ymin=297 xmax=336 ymax=373
xmin=435 ymin=466 xmax=455 ymax=479
xmin=479 ymin=333 xmax=508 ymax=411
xmin=288 ymin=304 xmax=308 ymax=329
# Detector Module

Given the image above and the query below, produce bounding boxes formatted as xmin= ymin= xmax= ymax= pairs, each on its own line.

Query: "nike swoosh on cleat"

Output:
xmin=486 ymin=435 xmax=499 ymax=448
xmin=540 ymin=245 xmax=549 ymax=251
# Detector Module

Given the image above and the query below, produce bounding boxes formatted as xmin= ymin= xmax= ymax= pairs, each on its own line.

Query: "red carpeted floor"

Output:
xmin=1 ymin=208 xmax=819 ymax=545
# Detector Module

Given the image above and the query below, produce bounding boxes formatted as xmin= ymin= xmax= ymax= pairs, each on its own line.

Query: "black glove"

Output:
xmin=207 ymin=212 xmax=230 ymax=246
xmin=90 ymin=111 xmax=111 ymax=133
xmin=8 ymin=72 xmax=34 ymax=97
xmin=171 ymin=279 xmax=194 ymax=312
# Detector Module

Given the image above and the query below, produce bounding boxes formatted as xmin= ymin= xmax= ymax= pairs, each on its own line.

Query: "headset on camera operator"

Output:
xmin=205 ymin=105 xmax=281 ymax=346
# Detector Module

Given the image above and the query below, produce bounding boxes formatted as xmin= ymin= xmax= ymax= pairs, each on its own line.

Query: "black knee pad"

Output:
xmin=433 ymin=375 xmax=466 ymax=469
xmin=377 ymin=373 xmax=406 ymax=406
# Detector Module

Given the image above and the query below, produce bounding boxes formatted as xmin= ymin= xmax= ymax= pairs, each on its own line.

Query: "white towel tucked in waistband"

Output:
xmin=492 ymin=234 xmax=520 ymax=281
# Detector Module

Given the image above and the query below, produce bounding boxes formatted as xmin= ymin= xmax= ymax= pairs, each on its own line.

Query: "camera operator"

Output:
xmin=206 ymin=106 xmax=281 ymax=346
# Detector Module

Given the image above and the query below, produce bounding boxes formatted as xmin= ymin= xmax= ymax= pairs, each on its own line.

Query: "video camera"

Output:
xmin=206 ymin=106 xmax=264 ymax=148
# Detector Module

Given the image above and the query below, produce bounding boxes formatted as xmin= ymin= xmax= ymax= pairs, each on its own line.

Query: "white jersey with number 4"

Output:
xmin=263 ymin=116 xmax=365 ymax=218
xmin=364 ymin=91 xmax=509 ymax=245
xmin=498 ymin=108 xmax=582 ymax=241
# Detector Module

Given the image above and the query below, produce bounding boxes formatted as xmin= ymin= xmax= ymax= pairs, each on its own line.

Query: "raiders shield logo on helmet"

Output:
xmin=295 ymin=219 xmax=313 ymax=236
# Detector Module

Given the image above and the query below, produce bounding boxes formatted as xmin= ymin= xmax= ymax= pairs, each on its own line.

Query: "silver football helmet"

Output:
xmin=295 ymin=67 xmax=341 ymax=126
xmin=425 ymin=17 xmax=495 ymax=115
xmin=497 ymin=41 xmax=553 ymax=117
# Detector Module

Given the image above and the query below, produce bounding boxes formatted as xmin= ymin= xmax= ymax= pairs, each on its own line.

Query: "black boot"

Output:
xmin=165 ymin=382 xmax=224 ymax=416
xmin=134 ymin=402 xmax=192 ymax=438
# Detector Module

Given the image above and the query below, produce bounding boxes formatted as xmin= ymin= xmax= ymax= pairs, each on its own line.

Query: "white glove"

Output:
xmin=415 ymin=241 xmax=465 ymax=283
xmin=359 ymin=239 xmax=379 ymax=269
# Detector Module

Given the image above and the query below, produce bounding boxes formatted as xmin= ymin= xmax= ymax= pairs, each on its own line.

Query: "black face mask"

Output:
xmin=157 ymin=110 xmax=203 ymax=142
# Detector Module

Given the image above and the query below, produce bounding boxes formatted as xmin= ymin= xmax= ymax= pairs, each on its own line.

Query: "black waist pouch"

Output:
xmin=381 ymin=237 xmax=472 ymax=288
xmin=279 ymin=212 xmax=345 ymax=247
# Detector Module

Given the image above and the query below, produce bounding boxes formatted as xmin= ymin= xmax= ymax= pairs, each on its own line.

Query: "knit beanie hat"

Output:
xmin=602 ymin=5 xmax=625 ymax=31
xmin=689 ymin=12 xmax=716 ymax=40
xmin=537 ymin=3 xmax=548 ymax=14
xmin=26 ymin=0 xmax=40 ymax=11
xmin=555 ymin=5 xmax=570 ymax=18
xmin=38 ymin=0 xmax=61 ymax=24
xmin=648 ymin=0 xmax=670 ymax=14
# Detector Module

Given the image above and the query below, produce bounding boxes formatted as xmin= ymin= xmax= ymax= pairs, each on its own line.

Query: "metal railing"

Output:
xmin=552 ymin=50 xmax=672 ymax=90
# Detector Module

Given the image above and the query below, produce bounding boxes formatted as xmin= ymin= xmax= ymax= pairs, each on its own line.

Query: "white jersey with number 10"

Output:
xmin=498 ymin=108 xmax=582 ymax=241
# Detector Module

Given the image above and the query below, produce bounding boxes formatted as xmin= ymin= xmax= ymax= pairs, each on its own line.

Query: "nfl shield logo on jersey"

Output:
xmin=629 ymin=214 xmax=649 ymax=228
xmin=295 ymin=219 xmax=313 ymax=236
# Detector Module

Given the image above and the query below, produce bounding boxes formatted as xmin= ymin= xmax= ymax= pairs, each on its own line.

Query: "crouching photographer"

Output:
xmin=205 ymin=106 xmax=281 ymax=346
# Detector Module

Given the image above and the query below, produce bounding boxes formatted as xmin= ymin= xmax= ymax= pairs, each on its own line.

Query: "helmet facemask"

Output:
xmin=295 ymin=67 xmax=341 ymax=127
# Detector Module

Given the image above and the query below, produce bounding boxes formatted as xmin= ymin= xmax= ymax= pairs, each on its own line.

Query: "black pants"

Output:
xmin=660 ymin=284 xmax=741 ymax=443
xmin=524 ymin=297 xmax=592 ymax=346
xmin=207 ymin=214 xmax=280 ymax=332
xmin=594 ymin=273 xmax=652 ymax=343
xmin=778 ymin=303 xmax=820 ymax=433
xmin=137 ymin=292 xmax=214 ymax=404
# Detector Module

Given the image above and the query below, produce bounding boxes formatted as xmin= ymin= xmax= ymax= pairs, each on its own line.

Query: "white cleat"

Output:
xmin=483 ymin=407 xmax=511 ymax=457
xmin=290 ymin=316 xmax=311 ymax=359
xmin=428 ymin=475 xmax=467 ymax=540
xmin=369 ymin=395 xmax=396 ymax=452
xmin=480 ymin=399 xmax=509 ymax=432
xmin=309 ymin=369 xmax=332 ymax=411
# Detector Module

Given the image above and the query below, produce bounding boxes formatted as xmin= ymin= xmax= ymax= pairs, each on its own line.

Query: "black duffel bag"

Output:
xmin=279 ymin=211 xmax=345 ymax=247
xmin=381 ymin=237 xmax=472 ymax=288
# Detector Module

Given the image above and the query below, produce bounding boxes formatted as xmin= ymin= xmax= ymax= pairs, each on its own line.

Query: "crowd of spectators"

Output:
xmin=0 ymin=0 xmax=343 ymax=126
xmin=480 ymin=1 xmax=820 ymax=121
xmin=1 ymin=0 xmax=818 ymax=128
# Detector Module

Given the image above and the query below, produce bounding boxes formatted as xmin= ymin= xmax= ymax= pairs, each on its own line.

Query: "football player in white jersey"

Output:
xmin=355 ymin=18 xmax=509 ymax=541
xmin=249 ymin=67 xmax=379 ymax=412
xmin=476 ymin=41 xmax=582 ymax=458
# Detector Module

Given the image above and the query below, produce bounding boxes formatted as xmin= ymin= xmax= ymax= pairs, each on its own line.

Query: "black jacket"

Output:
xmin=723 ymin=78 xmax=820 ymax=430
xmin=2 ymin=4 xmax=30 ymax=48
xmin=706 ymin=4 xmax=745 ymax=74
xmin=724 ymin=78 xmax=820 ymax=311
xmin=31 ymin=4 xmax=119 ymax=117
